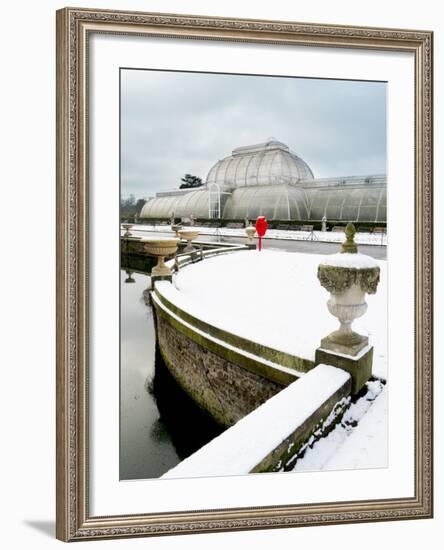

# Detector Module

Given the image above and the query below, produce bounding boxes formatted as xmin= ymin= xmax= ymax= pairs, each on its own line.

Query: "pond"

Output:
xmin=119 ymin=257 xmax=223 ymax=480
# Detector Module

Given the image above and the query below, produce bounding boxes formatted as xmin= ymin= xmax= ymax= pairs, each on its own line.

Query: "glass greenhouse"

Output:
xmin=140 ymin=140 xmax=386 ymax=223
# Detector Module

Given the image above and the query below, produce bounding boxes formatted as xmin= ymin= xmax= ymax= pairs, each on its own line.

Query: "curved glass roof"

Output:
xmin=305 ymin=183 xmax=386 ymax=222
xmin=140 ymin=184 xmax=310 ymax=221
xmin=206 ymin=140 xmax=314 ymax=188
xmin=140 ymin=181 xmax=386 ymax=222
xmin=223 ymin=184 xmax=309 ymax=220
xmin=140 ymin=188 xmax=210 ymax=219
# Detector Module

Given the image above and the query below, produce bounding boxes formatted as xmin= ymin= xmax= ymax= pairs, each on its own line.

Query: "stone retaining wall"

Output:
xmin=157 ymin=314 xmax=283 ymax=427
xmin=155 ymin=287 xmax=314 ymax=375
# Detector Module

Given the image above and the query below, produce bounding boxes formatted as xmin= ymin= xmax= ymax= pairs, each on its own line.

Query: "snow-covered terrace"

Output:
xmin=155 ymin=248 xmax=387 ymax=476
xmin=160 ymin=249 xmax=387 ymax=379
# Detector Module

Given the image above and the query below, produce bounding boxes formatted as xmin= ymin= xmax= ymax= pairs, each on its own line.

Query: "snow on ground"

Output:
xmin=325 ymin=386 xmax=388 ymax=470
xmin=158 ymin=249 xmax=387 ymax=379
xmin=291 ymin=382 xmax=387 ymax=472
xmin=162 ymin=365 xmax=351 ymax=479
xmin=127 ymin=223 xmax=387 ymax=246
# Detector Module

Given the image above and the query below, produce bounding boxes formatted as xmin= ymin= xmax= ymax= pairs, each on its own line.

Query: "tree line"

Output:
xmin=120 ymin=195 xmax=146 ymax=217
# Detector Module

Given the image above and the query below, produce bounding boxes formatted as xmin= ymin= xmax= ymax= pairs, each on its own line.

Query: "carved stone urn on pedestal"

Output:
xmin=316 ymin=223 xmax=380 ymax=393
xmin=178 ymin=229 xmax=200 ymax=253
xmin=124 ymin=269 xmax=136 ymax=284
xmin=122 ymin=223 xmax=133 ymax=237
xmin=171 ymin=224 xmax=182 ymax=238
xmin=141 ymin=237 xmax=179 ymax=279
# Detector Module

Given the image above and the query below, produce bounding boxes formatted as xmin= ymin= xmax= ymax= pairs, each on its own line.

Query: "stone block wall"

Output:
xmin=156 ymin=314 xmax=283 ymax=427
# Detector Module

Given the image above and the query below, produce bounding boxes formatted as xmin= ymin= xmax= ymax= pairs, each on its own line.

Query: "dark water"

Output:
xmin=120 ymin=257 xmax=223 ymax=480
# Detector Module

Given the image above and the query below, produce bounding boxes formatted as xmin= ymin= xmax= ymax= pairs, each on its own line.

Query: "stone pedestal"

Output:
xmin=151 ymin=273 xmax=173 ymax=284
xmin=315 ymin=345 xmax=373 ymax=395
xmin=320 ymin=332 xmax=368 ymax=356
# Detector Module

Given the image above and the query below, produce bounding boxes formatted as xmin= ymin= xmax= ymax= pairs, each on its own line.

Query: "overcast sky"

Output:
xmin=121 ymin=69 xmax=386 ymax=199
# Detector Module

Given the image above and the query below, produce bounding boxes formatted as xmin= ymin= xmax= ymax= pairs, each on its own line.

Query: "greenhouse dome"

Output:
xmin=206 ymin=139 xmax=314 ymax=187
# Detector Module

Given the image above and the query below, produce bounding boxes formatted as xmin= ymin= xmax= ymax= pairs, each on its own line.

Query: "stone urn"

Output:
xmin=122 ymin=223 xmax=133 ymax=237
xmin=171 ymin=224 xmax=182 ymax=238
xmin=178 ymin=229 xmax=200 ymax=253
xmin=317 ymin=223 xmax=380 ymax=355
xmin=245 ymin=224 xmax=256 ymax=244
xmin=141 ymin=237 xmax=179 ymax=277
xmin=124 ymin=269 xmax=136 ymax=283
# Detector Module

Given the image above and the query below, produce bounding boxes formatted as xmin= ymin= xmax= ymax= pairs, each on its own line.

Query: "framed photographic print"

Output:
xmin=56 ymin=7 xmax=433 ymax=542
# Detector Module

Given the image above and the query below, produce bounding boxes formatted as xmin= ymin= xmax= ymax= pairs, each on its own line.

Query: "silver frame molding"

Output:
xmin=56 ymin=7 xmax=433 ymax=542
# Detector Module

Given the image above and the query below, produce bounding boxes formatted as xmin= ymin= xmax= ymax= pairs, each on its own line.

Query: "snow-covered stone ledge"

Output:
xmin=152 ymin=287 xmax=303 ymax=426
xmin=152 ymin=282 xmax=315 ymax=377
xmin=162 ymin=364 xmax=351 ymax=478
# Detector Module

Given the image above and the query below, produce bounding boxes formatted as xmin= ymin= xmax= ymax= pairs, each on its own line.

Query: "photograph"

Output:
xmin=119 ymin=68 xmax=388 ymax=481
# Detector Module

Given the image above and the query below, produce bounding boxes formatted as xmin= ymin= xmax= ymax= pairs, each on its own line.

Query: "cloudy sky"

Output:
xmin=121 ymin=69 xmax=386 ymax=199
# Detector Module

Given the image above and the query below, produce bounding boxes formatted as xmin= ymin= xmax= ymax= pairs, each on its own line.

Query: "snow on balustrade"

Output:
xmin=162 ymin=364 xmax=351 ymax=478
xmin=156 ymin=249 xmax=387 ymax=379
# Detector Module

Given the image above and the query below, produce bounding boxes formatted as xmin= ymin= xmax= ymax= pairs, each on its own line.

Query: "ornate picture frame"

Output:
xmin=56 ymin=7 xmax=433 ymax=541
